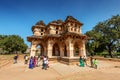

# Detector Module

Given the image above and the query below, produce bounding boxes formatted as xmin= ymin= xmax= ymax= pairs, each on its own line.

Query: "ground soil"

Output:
xmin=0 ymin=55 xmax=120 ymax=80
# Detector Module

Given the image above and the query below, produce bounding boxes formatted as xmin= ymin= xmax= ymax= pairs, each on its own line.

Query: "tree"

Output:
xmin=85 ymin=15 xmax=120 ymax=57
xmin=0 ymin=35 xmax=28 ymax=54
xmin=0 ymin=35 xmax=8 ymax=53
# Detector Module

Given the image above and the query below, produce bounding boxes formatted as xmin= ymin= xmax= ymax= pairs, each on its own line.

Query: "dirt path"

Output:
xmin=0 ymin=59 xmax=120 ymax=80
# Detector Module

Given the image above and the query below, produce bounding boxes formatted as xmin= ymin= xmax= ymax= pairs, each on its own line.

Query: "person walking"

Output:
xmin=24 ymin=55 xmax=29 ymax=64
xmin=83 ymin=56 xmax=87 ymax=66
xmin=13 ymin=54 xmax=18 ymax=64
xmin=42 ymin=56 xmax=47 ymax=70
xmin=33 ymin=56 xmax=37 ymax=68
xmin=79 ymin=56 xmax=84 ymax=67
xmin=37 ymin=56 xmax=41 ymax=67
xmin=46 ymin=56 xmax=49 ymax=68
xmin=90 ymin=56 xmax=93 ymax=67
xmin=29 ymin=56 xmax=33 ymax=69
xmin=93 ymin=58 xmax=98 ymax=69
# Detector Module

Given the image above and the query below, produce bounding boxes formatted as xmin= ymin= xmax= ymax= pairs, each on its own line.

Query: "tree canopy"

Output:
xmin=0 ymin=35 xmax=28 ymax=54
xmin=85 ymin=15 xmax=120 ymax=57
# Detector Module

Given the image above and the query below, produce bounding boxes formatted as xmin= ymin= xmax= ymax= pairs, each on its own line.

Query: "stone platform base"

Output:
xmin=49 ymin=57 xmax=80 ymax=65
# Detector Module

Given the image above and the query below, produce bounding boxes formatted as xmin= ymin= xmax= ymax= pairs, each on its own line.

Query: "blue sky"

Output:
xmin=0 ymin=0 xmax=120 ymax=47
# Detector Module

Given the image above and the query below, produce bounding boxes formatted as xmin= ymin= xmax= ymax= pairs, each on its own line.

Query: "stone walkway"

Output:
xmin=50 ymin=63 xmax=92 ymax=76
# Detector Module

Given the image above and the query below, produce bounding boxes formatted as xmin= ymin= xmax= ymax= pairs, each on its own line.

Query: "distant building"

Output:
xmin=25 ymin=48 xmax=31 ymax=53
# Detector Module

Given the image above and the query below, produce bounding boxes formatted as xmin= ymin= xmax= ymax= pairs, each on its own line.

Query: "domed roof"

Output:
xmin=35 ymin=20 xmax=46 ymax=26
xmin=32 ymin=20 xmax=46 ymax=31
xmin=48 ymin=19 xmax=63 ymax=26
xmin=65 ymin=16 xmax=83 ymax=25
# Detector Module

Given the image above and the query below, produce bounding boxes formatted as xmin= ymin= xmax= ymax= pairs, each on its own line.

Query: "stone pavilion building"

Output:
xmin=27 ymin=16 xmax=87 ymax=63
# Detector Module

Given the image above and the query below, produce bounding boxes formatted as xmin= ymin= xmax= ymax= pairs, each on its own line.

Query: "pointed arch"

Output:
xmin=74 ymin=42 xmax=79 ymax=56
xmin=63 ymin=43 xmax=67 ymax=57
xmin=73 ymin=39 xmax=83 ymax=57
xmin=36 ymin=44 xmax=44 ymax=56
xmin=52 ymin=43 xmax=60 ymax=56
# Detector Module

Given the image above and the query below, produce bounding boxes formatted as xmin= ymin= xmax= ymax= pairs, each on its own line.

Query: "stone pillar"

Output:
xmin=30 ymin=43 xmax=37 ymax=57
xmin=66 ymin=45 xmax=69 ymax=57
xmin=67 ymin=39 xmax=74 ymax=58
xmin=79 ymin=48 xmax=82 ymax=56
xmin=47 ymin=41 xmax=53 ymax=58
xmin=82 ymin=41 xmax=86 ymax=57
xmin=60 ymin=47 xmax=64 ymax=57
xmin=44 ymin=47 xmax=47 ymax=56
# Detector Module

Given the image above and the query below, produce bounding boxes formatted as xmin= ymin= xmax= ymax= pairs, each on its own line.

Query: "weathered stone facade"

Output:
xmin=27 ymin=16 xmax=87 ymax=61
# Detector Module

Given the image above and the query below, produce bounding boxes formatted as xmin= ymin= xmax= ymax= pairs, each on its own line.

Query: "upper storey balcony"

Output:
xmin=32 ymin=21 xmax=46 ymax=36
xmin=47 ymin=20 xmax=63 ymax=35
xmin=64 ymin=16 xmax=83 ymax=34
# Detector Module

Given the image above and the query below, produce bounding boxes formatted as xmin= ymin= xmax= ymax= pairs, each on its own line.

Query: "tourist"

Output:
xmin=13 ymin=54 xmax=18 ymax=64
xmin=33 ymin=56 xmax=37 ymax=67
xmin=83 ymin=56 xmax=87 ymax=66
xmin=42 ymin=56 xmax=44 ymax=69
xmin=37 ymin=55 xmax=41 ymax=67
xmin=46 ymin=56 xmax=49 ymax=68
xmin=42 ymin=56 xmax=47 ymax=70
xmin=93 ymin=58 xmax=98 ymax=69
xmin=90 ymin=56 xmax=93 ymax=67
xmin=29 ymin=56 xmax=33 ymax=69
xmin=24 ymin=55 xmax=29 ymax=64
xmin=79 ymin=56 xmax=84 ymax=67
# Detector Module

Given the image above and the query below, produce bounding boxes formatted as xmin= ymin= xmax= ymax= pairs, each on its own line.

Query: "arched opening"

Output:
xmin=36 ymin=44 xmax=44 ymax=56
xmin=56 ymin=31 xmax=58 ymax=34
xmin=74 ymin=42 xmax=79 ymax=56
xmin=41 ymin=33 xmax=43 ymax=35
xmin=64 ymin=44 xmax=67 ymax=56
xmin=52 ymin=43 xmax=60 ymax=56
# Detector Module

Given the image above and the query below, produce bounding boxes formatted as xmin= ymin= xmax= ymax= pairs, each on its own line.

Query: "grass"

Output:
xmin=0 ymin=53 xmax=27 ymax=68
xmin=0 ymin=54 xmax=15 ymax=60
xmin=0 ymin=53 xmax=29 ymax=59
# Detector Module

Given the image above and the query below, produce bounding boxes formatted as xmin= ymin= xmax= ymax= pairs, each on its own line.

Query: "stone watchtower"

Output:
xmin=27 ymin=16 xmax=87 ymax=63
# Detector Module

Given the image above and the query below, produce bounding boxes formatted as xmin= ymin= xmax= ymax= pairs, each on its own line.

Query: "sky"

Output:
xmin=0 ymin=0 xmax=120 ymax=47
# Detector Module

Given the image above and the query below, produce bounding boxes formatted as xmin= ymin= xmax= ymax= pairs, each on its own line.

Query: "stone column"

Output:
xmin=82 ymin=41 xmax=86 ymax=57
xmin=67 ymin=39 xmax=74 ymax=58
xmin=60 ymin=47 xmax=64 ymax=57
xmin=30 ymin=43 xmax=37 ymax=57
xmin=66 ymin=45 xmax=69 ymax=57
xmin=79 ymin=48 xmax=82 ymax=56
xmin=44 ymin=47 xmax=47 ymax=56
xmin=47 ymin=41 xmax=53 ymax=58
